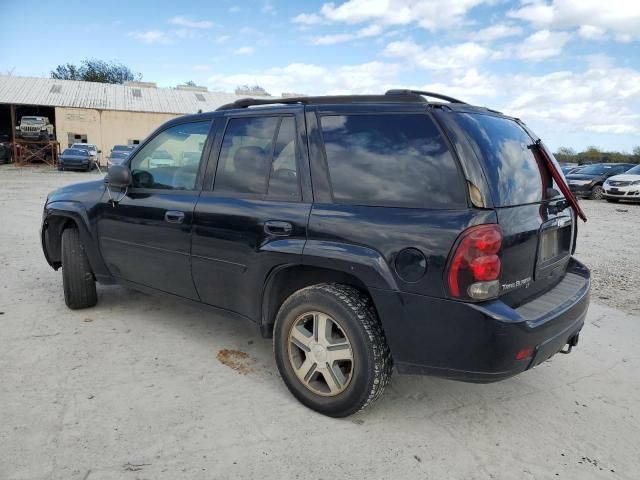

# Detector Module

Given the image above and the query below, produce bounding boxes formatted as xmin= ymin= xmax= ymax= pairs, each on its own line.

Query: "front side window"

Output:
xmin=214 ymin=116 xmax=300 ymax=199
xmin=130 ymin=121 xmax=211 ymax=190
xmin=320 ymin=114 xmax=465 ymax=208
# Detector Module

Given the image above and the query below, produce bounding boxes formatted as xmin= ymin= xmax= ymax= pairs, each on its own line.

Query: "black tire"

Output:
xmin=273 ymin=283 xmax=392 ymax=417
xmin=606 ymin=198 xmax=619 ymax=203
xmin=61 ymin=227 xmax=97 ymax=309
xmin=590 ymin=185 xmax=604 ymax=200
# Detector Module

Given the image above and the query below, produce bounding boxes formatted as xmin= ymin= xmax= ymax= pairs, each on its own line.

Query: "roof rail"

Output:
xmin=385 ymin=89 xmax=468 ymax=104
xmin=216 ymin=93 xmax=426 ymax=111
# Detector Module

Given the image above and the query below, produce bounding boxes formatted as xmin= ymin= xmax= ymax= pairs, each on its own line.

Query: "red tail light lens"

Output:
xmin=447 ymin=224 xmax=503 ymax=300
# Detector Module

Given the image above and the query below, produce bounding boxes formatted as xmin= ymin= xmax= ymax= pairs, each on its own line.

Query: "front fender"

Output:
xmin=42 ymin=201 xmax=110 ymax=280
xmin=302 ymin=240 xmax=399 ymax=291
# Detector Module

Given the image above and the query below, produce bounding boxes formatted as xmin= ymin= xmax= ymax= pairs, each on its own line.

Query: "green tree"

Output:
xmin=51 ymin=59 xmax=141 ymax=84
xmin=554 ymin=147 xmax=576 ymax=163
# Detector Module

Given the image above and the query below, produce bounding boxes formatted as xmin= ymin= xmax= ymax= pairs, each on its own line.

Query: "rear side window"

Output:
xmin=320 ymin=114 xmax=465 ymax=208
xmin=452 ymin=113 xmax=548 ymax=206
xmin=214 ymin=116 xmax=300 ymax=199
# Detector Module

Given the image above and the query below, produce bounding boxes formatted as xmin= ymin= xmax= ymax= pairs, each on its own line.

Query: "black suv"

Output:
xmin=41 ymin=91 xmax=590 ymax=417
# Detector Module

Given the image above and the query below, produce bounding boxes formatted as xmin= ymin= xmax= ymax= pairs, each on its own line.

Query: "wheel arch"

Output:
xmin=260 ymin=264 xmax=374 ymax=338
xmin=42 ymin=201 xmax=110 ymax=279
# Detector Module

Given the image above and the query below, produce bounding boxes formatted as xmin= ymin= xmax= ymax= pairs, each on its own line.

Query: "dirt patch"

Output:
xmin=216 ymin=349 xmax=255 ymax=375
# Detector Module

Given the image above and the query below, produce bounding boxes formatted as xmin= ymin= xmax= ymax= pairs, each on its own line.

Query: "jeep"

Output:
xmin=16 ymin=116 xmax=55 ymax=141
xmin=41 ymin=91 xmax=591 ymax=417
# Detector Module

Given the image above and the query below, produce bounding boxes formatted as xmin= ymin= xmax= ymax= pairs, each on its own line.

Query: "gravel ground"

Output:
xmin=573 ymin=198 xmax=640 ymax=315
xmin=1 ymin=165 xmax=639 ymax=480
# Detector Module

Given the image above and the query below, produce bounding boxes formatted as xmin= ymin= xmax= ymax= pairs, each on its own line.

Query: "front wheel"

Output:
xmin=273 ymin=283 xmax=392 ymax=417
xmin=590 ymin=185 xmax=604 ymax=200
xmin=61 ymin=228 xmax=97 ymax=309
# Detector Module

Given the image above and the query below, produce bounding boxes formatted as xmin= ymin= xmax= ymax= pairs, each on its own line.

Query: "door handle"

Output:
xmin=165 ymin=210 xmax=185 ymax=224
xmin=264 ymin=220 xmax=293 ymax=236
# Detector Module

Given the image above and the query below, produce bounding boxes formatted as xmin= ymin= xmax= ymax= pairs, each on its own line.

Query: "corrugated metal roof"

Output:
xmin=0 ymin=75 xmax=249 ymax=114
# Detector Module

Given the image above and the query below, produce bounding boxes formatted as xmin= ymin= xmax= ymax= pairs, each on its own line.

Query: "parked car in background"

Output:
xmin=107 ymin=151 xmax=131 ymax=168
xmin=41 ymin=91 xmax=591 ymax=417
xmin=58 ymin=148 xmax=93 ymax=171
xmin=565 ymin=163 xmax=635 ymax=199
xmin=111 ymin=144 xmax=136 ymax=154
xmin=603 ymin=164 xmax=640 ymax=203
xmin=71 ymin=143 xmax=100 ymax=164
xmin=107 ymin=145 xmax=136 ymax=168
xmin=561 ymin=165 xmax=584 ymax=176
xmin=15 ymin=116 xmax=54 ymax=141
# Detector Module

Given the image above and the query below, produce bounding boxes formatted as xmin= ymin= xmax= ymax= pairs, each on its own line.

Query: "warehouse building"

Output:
xmin=0 ymin=75 xmax=250 ymax=160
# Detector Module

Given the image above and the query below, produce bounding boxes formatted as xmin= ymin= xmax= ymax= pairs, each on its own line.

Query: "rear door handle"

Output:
xmin=165 ymin=210 xmax=185 ymax=224
xmin=264 ymin=220 xmax=293 ymax=236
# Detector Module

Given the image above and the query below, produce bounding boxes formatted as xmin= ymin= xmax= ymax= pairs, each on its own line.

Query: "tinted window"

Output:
xmin=214 ymin=116 xmax=300 ymax=199
xmin=130 ymin=121 xmax=211 ymax=190
xmin=320 ymin=114 xmax=465 ymax=208
xmin=268 ymin=117 xmax=300 ymax=199
xmin=452 ymin=113 xmax=547 ymax=206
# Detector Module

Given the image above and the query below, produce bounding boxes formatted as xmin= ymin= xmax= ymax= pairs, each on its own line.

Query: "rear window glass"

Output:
xmin=453 ymin=113 xmax=549 ymax=206
xmin=320 ymin=114 xmax=466 ymax=208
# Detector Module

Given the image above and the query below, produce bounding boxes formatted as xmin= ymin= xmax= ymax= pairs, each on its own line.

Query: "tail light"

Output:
xmin=447 ymin=224 xmax=502 ymax=301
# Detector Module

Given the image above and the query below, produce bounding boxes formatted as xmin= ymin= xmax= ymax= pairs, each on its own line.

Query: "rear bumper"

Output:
xmin=371 ymin=257 xmax=590 ymax=383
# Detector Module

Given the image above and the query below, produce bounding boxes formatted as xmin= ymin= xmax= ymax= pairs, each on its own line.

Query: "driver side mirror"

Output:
xmin=106 ymin=164 xmax=131 ymax=189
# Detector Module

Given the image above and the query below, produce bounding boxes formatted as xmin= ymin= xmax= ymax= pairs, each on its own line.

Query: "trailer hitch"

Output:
xmin=560 ymin=333 xmax=580 ymax=354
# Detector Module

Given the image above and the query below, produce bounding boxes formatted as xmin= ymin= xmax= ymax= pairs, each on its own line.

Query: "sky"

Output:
xmin=1 ymin=0 xmax=639 ymax=152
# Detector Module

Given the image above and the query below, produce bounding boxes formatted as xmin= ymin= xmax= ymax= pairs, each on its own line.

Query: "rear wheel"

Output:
xmin=273 ymin=283 xmax=392 ymax=417
xmin=61 ymin=228 xmax=97 ymax=309
xmin=590 ymin=185 xmax=604 ymax=200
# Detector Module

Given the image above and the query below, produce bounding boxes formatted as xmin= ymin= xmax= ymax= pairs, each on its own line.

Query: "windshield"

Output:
xmin=624 ymin=165 xmax=640 ymax=175
xmin=112 ymin=145 xmax=134 ymax=152
xmin=21 ymin=117 xmax=43 ymax=125
xmin=63 ymin=149 xmax=89 ymax=156
xmin=578 ymin=165 xmax=613 ymax=175
xmin=109 ymin=151 xmax=128 ymax=159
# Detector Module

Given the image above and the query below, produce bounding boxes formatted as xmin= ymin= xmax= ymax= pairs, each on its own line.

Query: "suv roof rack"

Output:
xmin=215 ymin=89 xmax=467 ymax=111
xmin=384 ymin=89 xmax=468 ymax=104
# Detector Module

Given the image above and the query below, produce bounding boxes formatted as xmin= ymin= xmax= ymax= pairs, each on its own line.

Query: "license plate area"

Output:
xmin=535 ymin=216 xmax=572 ymax=279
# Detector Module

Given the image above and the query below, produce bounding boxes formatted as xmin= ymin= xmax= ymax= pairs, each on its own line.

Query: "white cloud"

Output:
xmin=514 ymin=30 xmax=571 ymax=60
xmin=216 ymin=35 xmax=230 ymax=43
xmin=261 ymin=1 xmax=276 ymax=14
xmin=578 ymin=25 xmax=606 ymax=40
xmin=312 ymin=24 xmax=383 ymax=45
xmin=468 ymin=23 xmax=523 ymax=42
xmin=293 ymin=0 xmax=489 ymax=31
xmin=383 ymin=40 xmax=491 ymax=70
xmin=128 ymin=30 xmax=171 ymax=44
xmin=292 ymin=13 xmax=326 ymax=25
xmin=208 ymin=61 xmax=401 ymax=96
xmin=508 ymin=0 xmax=640 ymax=41
xmin=234 ymin=46 xmax=255 ymax=55
xmin=503 ymin=67 xmax=640 ymax=134
xmin=169 ymin=15 xmax=214 ymax=29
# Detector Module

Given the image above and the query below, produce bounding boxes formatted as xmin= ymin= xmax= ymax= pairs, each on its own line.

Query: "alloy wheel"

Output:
xmin=287 ymin=311 xmax=354 ymax=396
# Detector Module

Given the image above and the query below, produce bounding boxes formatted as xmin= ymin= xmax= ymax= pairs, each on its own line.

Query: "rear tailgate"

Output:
xmin=448 ymin=111 xmax=575 ymax=306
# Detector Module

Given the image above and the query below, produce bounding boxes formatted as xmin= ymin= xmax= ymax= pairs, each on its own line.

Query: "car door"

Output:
xmin=191 ymin=109 xmax=312 ymax=320
xmin=96 ymin=119 xmax=213 ymax=300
